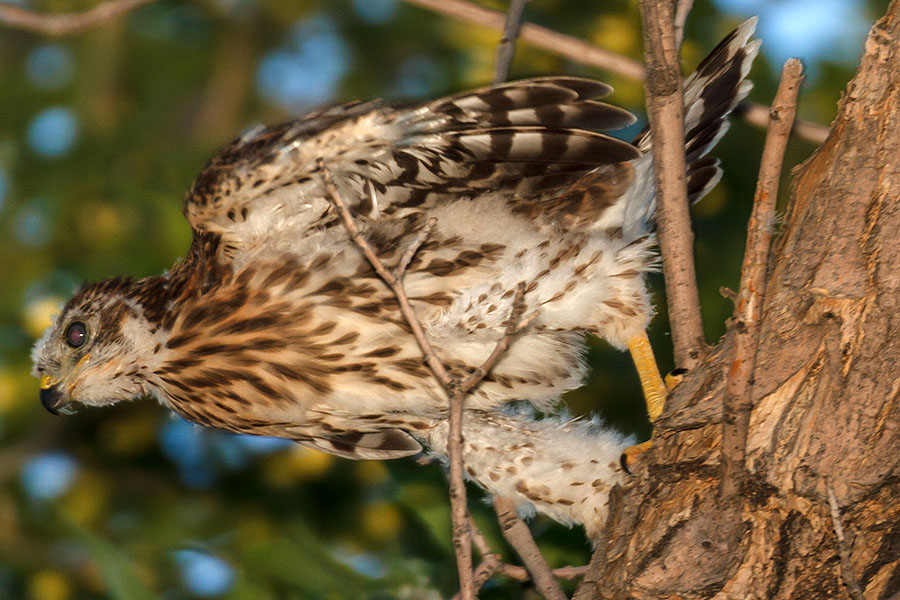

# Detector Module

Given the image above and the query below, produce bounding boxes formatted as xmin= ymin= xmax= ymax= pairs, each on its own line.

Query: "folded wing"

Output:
xmin=182 ymin=77 xmax=641 ymax=256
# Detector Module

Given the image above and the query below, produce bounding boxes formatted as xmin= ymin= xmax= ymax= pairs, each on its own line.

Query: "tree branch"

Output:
xmin=720 ymin=59 xmax=803 ymax=499
xmin=0 ymin=0 xmax=153 ymax=37
xmin=674 ymin=0 xmax=695 ymax=49
xmin=639 ymin=0 xmax=705 ymax=369
xmin=492 ymin=496 xmax=567 ymax=600
xmin=400 ymin=0 xmax=830 ymax=146
xmin=323 ymin=165 xmax=544 ymax=599
xmin=492 ymin=0 xmax=530 ymax=84
xmin=458 ymin=514 xmax=586 ymax=598
xmin=320 ymin=166 xmax=474 ymax=599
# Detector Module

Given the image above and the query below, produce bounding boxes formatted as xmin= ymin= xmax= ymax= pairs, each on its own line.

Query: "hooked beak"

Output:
xmin=39 ymin=375 xmax=65 ymax=416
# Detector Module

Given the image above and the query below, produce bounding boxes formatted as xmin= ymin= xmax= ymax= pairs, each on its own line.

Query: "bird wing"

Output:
xmin=182 ymin=77 xmax=641 ymax=255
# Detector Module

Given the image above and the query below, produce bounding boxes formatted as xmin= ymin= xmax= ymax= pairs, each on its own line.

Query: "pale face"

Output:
xmin=31 ymin=284 xmax=165 ymax=415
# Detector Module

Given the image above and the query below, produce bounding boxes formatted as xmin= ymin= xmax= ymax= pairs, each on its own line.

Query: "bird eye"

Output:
xmin=64 ymin=322 xmax=87 ymax=348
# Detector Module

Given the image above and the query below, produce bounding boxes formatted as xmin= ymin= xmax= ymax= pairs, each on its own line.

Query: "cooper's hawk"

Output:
xmin=32 ymin=20 xmax=758 ymax=534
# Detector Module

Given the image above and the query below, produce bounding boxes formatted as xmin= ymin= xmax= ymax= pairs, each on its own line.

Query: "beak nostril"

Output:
xmin=39 ymin=386 xmax=64 ymax=416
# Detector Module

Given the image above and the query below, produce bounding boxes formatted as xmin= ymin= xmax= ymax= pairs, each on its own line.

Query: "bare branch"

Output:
xmin=720 ymin=59 xmax=803 ymax=499
xmin=0 ymin=0 xmax=153 ymax=37
xmin=468 ymin=515 xmax=494 ymax=558
xmin=459 ymin=284 xmax=538 ymax=393
xmin=459 ymin=558 xmax=587 ymax=599
xmin=493 ymin=0 xmax=530 ymax=84
xmin=469 ymin=555 xmax=503 ymax=594
xmin=400 ymin=0 xmax=830 ymax=146
xmin=467 ymin=497 xmax=587 ymax=596
xmin=319 ymin=165 xmax=474 ymax=599
xmin=639 ymin=0 xmax=705 ymax=369
xmin=493 ymin=496 xmax=566 ymax=600
xmin=396 ymin=216 xmax=437 ymax=279
xmin=499 ymin=563 xmax=588 ymax=582
xmin=826 ymin=482 xmax=868 ymax=600
xmin=446 ymin=402 xmax=474 ymax=599
xmin=323 ymin=166 xmax=546 ymax=599
xmin=320 ymin=164 xmax=452 ymax=386
xmin=673 ymin=0 xmax=694 ymax=49
xmin=405 ymin=0 xmax=645 ymax=79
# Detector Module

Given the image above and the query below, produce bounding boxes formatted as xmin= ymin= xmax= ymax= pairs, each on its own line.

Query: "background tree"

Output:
xmin=0 ymin=1 xmax=892 ymax=598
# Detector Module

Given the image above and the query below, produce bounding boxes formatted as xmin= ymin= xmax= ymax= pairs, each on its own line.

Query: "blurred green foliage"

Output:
xmin=0 ymin=0 xmax=879 ymax=597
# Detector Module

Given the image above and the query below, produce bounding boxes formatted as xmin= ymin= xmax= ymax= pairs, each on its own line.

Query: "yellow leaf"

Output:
xmin=361 ymin=501 xmax=403 ymax=542
xmin=28 ymin=570 xmax=72 ymax=600
xmin=23 ymin=296 xmax=62 ymax=339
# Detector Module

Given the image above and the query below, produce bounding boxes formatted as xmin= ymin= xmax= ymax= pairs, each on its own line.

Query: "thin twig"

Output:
xmin=743 ymin=102 xmax=828 ymax=145
xmin=470 ymin=555 xmax=504 ymax=593
xmin=464 ymin=509 xmax=587 ymax=596
xmin=319 ymin=164 xmax=474 ymax=599
xmin=406 ymin=0 xmax=644 ymax=79
xmin=460 ymin=285 xmax=538 ymax=392
xmin=320 ymin=164 xmax=452 ymax=386
xmin=323 ymin=165 xmax=544 ymax=599
xmin=826 ymin=482 xmax=868 ymax=600
xmin=0 ymin=0 xmax=153 ymax=37
xmin=400 ymin=0 xmax=830 ymax=146
xmin=458 ymin=559 xmax=587 ymax=599
xmin=493 ymin=0 xmax=530 ymax=84
xmin=463 ymin=514 xmax=504 ymax=594
xmin=673 ymin=0 xmax=695 ymax=49
xmin=639 ymin=0 xmax=705 ymax=369
xmin=499 ymin=564 xmax=588 ymax=581
xmin=468 ymin=515 xmax=494 ymax=558
xmin=720 ymin=59 xmax=803 ymax=499
xmin=493 ymin=496 xmax=567 ymax=600
xmin=396 ymin=217 xmax=437 ymax=278
xmin=446 ymin=400 xmax=474 ymax=599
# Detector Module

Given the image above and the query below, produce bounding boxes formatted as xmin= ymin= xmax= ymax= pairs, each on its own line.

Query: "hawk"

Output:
xmin=32 ymin=20 xmax=758 ymax=534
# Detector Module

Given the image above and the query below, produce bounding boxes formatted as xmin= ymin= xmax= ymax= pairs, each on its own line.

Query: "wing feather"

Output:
xmin=182 ymin=77 xmax=640 ymax=255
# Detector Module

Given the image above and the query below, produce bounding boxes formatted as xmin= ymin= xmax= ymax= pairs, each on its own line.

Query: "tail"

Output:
xmin=624 ymin=17 xmax=760 ymax=237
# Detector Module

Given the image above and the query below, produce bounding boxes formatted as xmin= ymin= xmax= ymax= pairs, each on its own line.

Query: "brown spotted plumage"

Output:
xmin=32 ymin=20 xmax=759 ymax=530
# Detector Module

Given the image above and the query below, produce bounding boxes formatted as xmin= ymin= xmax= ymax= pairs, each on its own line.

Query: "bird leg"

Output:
xmin=627 ymin=330 xmax=668 ymax=422
xmin=622 ymin=331 xmax=670 ymax=470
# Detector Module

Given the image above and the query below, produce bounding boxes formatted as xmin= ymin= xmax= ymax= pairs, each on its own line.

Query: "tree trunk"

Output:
xmin=584 ymin=3 xmax=900 ymax=598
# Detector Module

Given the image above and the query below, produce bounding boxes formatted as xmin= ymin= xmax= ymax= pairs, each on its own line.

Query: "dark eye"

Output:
xmin=65 ymin=322 xmax=87 ymax=348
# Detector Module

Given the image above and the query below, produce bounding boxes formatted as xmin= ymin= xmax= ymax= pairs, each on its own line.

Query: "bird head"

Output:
xmin=31 ymin=278 xmax=166 ymax=415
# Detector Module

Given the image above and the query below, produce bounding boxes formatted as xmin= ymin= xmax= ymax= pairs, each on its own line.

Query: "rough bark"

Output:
xmin=583 ymin=4 xmax=900 ymax=599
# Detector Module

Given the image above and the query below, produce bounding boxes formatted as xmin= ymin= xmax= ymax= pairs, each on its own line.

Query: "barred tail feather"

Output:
xmin=623 ymin=18 xmax=759 ymax=236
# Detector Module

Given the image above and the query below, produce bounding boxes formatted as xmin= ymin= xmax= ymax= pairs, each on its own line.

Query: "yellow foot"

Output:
xmin=620 ymin=440 xmax=653 ymax=474
xmin=627 ymin=331 xmax=668 ymax=422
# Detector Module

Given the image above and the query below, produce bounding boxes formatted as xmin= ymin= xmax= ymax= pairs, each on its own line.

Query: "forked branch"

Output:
xmin=322 ymin=164 xmax=550 ymax=598
xmin=493 ymin=496 xmax=567 ymax=600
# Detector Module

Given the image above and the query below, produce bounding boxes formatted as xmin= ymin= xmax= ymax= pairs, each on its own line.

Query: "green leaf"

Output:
xmin=241 ymin=523 xmax=378 ymax=598
xmin=70 ymin=525 xmax=156 ymax=600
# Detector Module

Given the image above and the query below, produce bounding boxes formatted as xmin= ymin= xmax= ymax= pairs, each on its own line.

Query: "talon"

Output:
xmin=665 ymin=367 xmax=688 ymax=391
xmin=620 ymin=440 xmax=653 ymax=474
